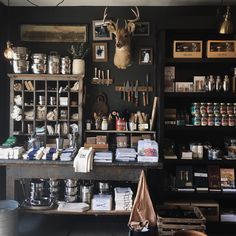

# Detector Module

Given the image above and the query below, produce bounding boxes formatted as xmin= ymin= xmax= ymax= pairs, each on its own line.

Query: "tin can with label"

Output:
xmin=193 ymin=114 xmax=201 ymax=126
xmin=208 ymin=114 xmax=214 ymax=126
xmin=191 ymin=102 xmax=200 ymax=115
xmin=200 ymin=103 xmax=207 ymax=114
xmin=220 ymin=103 xmax=227 ymax=114
xmin=229 ymin=114 xmax=235 ymax=126
xmin=222 ymin=114 xmax=228 ymax=126
xmin=213 ymin=103 xmax=220 ymax=115
xmin=214 ymin=114 xmax=221 ymax=126
xmin=227 ymin=103 xmax=233 ymax=115
xmin=201 ymin=114 xmax=208 ymax=126
xmin=207 ymin=102 xmax=213 ymax=114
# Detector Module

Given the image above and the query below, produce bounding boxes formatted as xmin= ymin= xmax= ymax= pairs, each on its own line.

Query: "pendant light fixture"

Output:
xmin=4 ymin=0 xmax=14 ymax=60
xmin=219 ymin=5 xmax=234 ymax=34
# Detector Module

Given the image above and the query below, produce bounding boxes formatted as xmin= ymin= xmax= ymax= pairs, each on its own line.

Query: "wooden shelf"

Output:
xmin=165 ymin=125 xmax=236 ymax=132
xmin=166 ymin=58 xmax=236 ymax=64
xmin=164 ymin=92 xmax=236 ymax=99
xmin=85 ymin=130 xmax=156 ymax=134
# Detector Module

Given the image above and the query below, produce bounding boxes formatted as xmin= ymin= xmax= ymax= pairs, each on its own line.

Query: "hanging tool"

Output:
xmin=101 ymin=70 xmax=105 ymax=84
xmin=134 ymin=80 xmax=139 ymax=107
xmin=106 ymin=69 xmax=110 ymax=86
xmin=131 ymin=81 xmax=134 ymax=103
xmin=126 ymin=81 xmax=130 ymax=102
xmin=93 ymin=67 xmax=99 ymax=83
xmin=123 ymin=82 xmax=126 ymax=101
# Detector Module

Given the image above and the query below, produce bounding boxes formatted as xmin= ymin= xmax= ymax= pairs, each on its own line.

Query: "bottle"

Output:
xmin=86 ymin=120 xmax=91 ymax=130
xmin=101 ymin=116 xmax=108 ymax=130
xmin=223 ymin=75 xmax=230 ymax=92
xmin=208 ymin=75 xmax=215 ymax=92
xmin=215 ymin=76 xmax=222 ymax=92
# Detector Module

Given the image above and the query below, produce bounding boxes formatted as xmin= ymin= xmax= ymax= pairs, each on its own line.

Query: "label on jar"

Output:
xmin=229 ymin=115 xmax=235 ymax=126
xmin=201 ymin=114 xmax=208 ymax=126
xmin=214 ymin=114 xmax=221 ymax=126
xmin=208 ymin=114 xmax=214 ymax=126
xmin=222 ymin=114 xmax=228 ymax=126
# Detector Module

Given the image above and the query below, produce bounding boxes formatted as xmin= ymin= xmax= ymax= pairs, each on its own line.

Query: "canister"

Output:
xmin=48 ymin=52 xmax=60 ymax=74
xmin=61 ymin=56 xmax=71 ymax=74
xmin=81 ymin=185 xmax=93 ymax=204
xmin=31 ymin=53 xmax=47 ymax=74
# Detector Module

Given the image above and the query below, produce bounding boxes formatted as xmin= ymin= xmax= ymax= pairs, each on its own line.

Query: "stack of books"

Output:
xmin=94 ymin=151 xmax=113 ymax=163
xmin=114 ymin=187 xmax=133 ymax=211
xmin=115 ymin=148 xmax=137 ymax=162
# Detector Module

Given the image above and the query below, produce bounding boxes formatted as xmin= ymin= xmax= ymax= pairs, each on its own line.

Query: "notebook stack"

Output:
xmin=115 ymin=148 xmax=137 ymax=162
xmin=94 ymin=151 xmax=113 ymax=163
xmin=114 ymin=187 xmax=133 ymax=211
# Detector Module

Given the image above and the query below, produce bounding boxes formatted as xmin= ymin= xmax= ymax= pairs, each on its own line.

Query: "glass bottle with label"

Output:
xmin=101 ymin=116 xmax=108 ymax=130
xmin=223 ymin=75 xmax=230 ymax=92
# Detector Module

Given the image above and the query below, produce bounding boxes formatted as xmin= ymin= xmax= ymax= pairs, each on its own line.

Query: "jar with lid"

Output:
xmin=213 ymin=103 xmax=220 ymax=115
xmin=223 ymin=75 xmax=230 ymax=92
xmin=207 ymin=102 xmax=213 ymax=114
xmin=208 ymin=114 xmax=214 ymax=126
xmin=101 ymin=116 xmax=108 ymax=130
xmin=220 ymin=103 xmax=226 ymax=114
xmin=214 ymin=114 xmax=221 ymax=126
xmin=229 ymin=114 xmax=235 ymax=126
xmin=221 ymin=114 xmax=228 ymax=126
xmin=190 ymin=143 xmax=198 ymax=159
xmin=201 ymin=114 xmax=208 ymax=126
xmin=227 ymin=103 xmax=233 ymax=115
xmin=197 ymin=143 xmax=204 ymax=159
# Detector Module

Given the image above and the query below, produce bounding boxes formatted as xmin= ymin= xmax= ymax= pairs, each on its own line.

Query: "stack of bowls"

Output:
xmin=64 ymin=179 xmax=78 ymax=202
xmin=29 ymin=179 xmax=45 ymax=205
xmin=31 ymin=53 xmax=47 ymax=74
xmin=12 ymin=47 xmax=29 ymax=73
xmin=48 ymin=178 xmax=60 ymax=201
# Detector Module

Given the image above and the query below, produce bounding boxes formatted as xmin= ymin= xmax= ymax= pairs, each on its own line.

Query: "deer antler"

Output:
xmin=127 ymin=6 xmax=140 ymax=23
xmin=103 ymin=7 xmax=118 ymax=31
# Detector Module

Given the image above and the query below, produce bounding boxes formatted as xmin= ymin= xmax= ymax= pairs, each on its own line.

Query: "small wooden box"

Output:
xmin=207 ymin=40 xmax=236 ymax=58
xmin=84 ymin=143 xmax=108 ymax=151
xmin=173 ymin=40 xmax=202 ymax=58
xmin=157 ymin=205 xmax=206 ymax=236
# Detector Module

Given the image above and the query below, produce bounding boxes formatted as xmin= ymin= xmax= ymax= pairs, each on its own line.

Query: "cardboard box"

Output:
xmin=173 ymin=40 xmax=202 ymax=58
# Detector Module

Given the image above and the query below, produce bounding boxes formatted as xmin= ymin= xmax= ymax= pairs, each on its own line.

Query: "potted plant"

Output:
xmin=68 ymin=43 xmax=90 ymax=75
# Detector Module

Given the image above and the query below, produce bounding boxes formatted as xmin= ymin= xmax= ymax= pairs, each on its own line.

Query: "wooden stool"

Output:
xmin=173 ymin=230 xmax=207 ymax=236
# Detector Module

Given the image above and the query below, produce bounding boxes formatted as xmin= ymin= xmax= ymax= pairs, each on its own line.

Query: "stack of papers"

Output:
xmin=57 ymin=201 xmax=90 ymax=212
xmin=94 ymin=151 xmax=113 ymax=163
xmin=115 ymin=148 xmax=137 ymax=162
xmin=114 ymin=187 xmax=133 ymax=211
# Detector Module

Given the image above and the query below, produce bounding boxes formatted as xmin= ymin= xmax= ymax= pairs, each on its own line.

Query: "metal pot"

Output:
xmin=12 ymin=47 xmax=28 ymax=60
xmin=64 ymin=194 xmax=77 ymax=203
xmin=31 ymin=53 xmax=47 ymax=64
xmin=64 ymin=179 xmax=77 ymax=188
xmin=31 ymin=63 xmax=47 ymax=74
xmin=65 ymin=186 xmax=78 ymax=195
xmin=12 ymin=60 xmax=29 ymax=73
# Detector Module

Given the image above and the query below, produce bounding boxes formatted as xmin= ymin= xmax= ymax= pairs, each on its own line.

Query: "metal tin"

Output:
xmin=229 ymin=114 xmax=235 ymax=126
xmin=222 ymin=114 xmax=228 ymax=126
xmin=220 ymin=103 xmax=227 ymax=114
xmin=191 ymin=102 xmax=200 ymax=115
xmin=48 ymin=52 xmax=60 ymax=74
xmin=193 ymin=114 xmax=201 ymax=126
xmin=214 ymin=114 xmax=221 ymax=126
xmin=207 ymin=114 xmax=214 ymax=126
xmin=207 ymin=102 xmax=213 ymax=114
xmin=227 ymin=103 xmax=233 ymax=115
xmin=81 ymin=185 xmax=93 ymax=204
xmin=200 ymin=103 xmax=207 ymax=114
xmin=201 ymin=114 xmax=208 ymax=126
xmin=213 ymin=103 xmax=220 ymax=115
xmin=12 ymin=60 xmax=29 ymax=73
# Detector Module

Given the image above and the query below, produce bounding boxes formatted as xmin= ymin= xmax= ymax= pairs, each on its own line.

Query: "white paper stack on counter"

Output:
xmin=114 ymin=187 xmax=133 ymax=211
xmin=94 ymin=151 xmax=113 ymax=163
xmin=115 ymin=148 xmax=137 ymax=162
xmin=57 ymin=201 xmax=90 ymax=212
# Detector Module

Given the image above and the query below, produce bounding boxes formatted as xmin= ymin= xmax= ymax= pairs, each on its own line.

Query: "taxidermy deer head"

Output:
xmin=103 ymin=7 xmax=140 ymax=69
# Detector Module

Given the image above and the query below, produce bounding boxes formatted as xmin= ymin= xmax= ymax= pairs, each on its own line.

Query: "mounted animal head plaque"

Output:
xmin=102 ymin=7 xmax=140 ymax=69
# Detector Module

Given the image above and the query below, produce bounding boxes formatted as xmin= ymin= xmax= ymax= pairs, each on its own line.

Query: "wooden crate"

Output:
xmin=157 ymin=205 xmax=206 ymax=236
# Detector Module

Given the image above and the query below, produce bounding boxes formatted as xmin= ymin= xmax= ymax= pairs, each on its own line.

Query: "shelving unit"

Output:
xmin=8 ymin=73 xmax=84 ymax=147
xmin=158 ymin=29 xmax=236 ymax=227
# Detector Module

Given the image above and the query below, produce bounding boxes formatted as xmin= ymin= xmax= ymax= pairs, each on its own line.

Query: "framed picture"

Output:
xmin=20 ymin=24 xmax=88 ymax=42
xmin=133 ymin=22 xmax=150 ymax=36
xmin=207 ymin=40 xmax=236 ymax=58
xmin=175 ymin=82 xmax=194 ymax=92
xmin=139 ymin=48 xmax=153 ymax=65
xmin=92 ymin=20 xmax=112 ymax=41
xmin=173 ymin=40 xmax=202 ymax=58
xmin=194 ymin=76 xmax=206 ymax=92
xmin=92 ymin=42 xmax=108 ymax=62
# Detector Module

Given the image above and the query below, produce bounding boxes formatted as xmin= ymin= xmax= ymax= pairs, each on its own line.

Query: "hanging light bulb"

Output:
xmin=219 ymin=5 xmax=234 ymax=34
xmin=4 ymin=41 xmax=14 ymax=60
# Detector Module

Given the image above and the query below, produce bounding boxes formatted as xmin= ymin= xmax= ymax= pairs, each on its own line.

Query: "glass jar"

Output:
xmin=116 ymin=118 xmax=126 ymax=131
xmin=101 ymin=117 xmax=108 ymax=130
xmin=208 ymin=75 xmax=215 ymax=92
xmin=223 ymin=75 xmax=230 ymax=92
xmin=191 ymin=102 xmax=200 ymax=116
xmin=193 ymin=114 xmax=201 ymax=126
xmin=86 ymin=120 xmax=91 ymax=130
